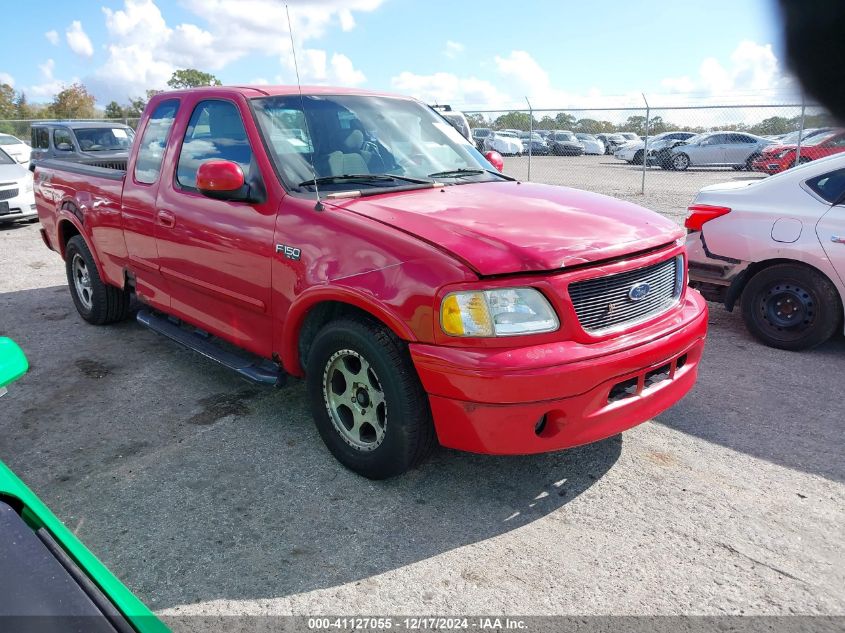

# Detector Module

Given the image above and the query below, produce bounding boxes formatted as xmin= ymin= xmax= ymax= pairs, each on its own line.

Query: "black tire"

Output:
xmin=631 ymin=150 xmax=644 ymax=165
xmin=65 ymin=235 xmax=130 ymax=325
xmin=745 ymin=153 xmax=760 ymax=170
xmin=740 ymin=264 xmax=842 ymax=350
xmin=306 ymin=317 xmax=436 ymax=479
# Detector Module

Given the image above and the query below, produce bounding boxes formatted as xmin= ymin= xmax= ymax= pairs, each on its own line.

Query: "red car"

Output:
xmin=752 ymin=129 xmax=845 ymax=174
xmin=34 ymin=86 xmax=707 ymax=478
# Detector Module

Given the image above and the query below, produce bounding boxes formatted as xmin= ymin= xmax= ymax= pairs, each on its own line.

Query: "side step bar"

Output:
xmin=136 ymin=309 xmax=286 ymax=387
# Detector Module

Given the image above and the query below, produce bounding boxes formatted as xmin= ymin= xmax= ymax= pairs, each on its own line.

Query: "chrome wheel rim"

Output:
xmin=72 ymin=254 xmax=93 ymax=310
xmin=673 ymin=154 xmax=688 ymax=169
xmin=322 ymin=349 xmax=387 ymax=451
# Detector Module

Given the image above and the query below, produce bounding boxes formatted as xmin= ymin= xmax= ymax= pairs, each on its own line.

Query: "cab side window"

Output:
xmin=176 ymin=100 xmax=254 ymax=190
xmin=134 ymin=99 xmax=180 ymax=185
xmin=53 ymin=128 xmax=73 ymax=151
xmin=32 ymin=127 xmax=49 ymax=149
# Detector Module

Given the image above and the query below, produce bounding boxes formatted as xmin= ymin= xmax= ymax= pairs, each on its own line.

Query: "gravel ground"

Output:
xmin=0 ymin=158 xmax=842 ymax=627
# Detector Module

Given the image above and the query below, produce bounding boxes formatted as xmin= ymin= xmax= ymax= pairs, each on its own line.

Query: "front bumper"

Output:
xmin=410 ymin=291 xmax=708 ymax=454
xmin=751 ymin=156 xmax=787 ymax=174
xmin=0 ymin=187 xmax=37 ymax=223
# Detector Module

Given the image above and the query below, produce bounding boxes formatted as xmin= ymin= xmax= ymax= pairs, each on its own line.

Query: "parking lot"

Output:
xmin=0 ymin=155 xmax=843 ymax=624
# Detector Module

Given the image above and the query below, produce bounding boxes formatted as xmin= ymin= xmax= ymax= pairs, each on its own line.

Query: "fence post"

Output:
xmin=641 ymin=93 xmax=650 ymax=194
xmin=525 ymin=97 xmax=533 ymax=182
xmin=795 ymin=92 xmax=806 ymax=165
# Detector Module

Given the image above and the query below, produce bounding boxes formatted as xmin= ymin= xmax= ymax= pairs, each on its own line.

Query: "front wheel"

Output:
xmin=631 ymin=150 xmax=644 ymax=165
xmin=671 ymin=153 xmax=690 ymax=171
xmin=740 ymin=264 xmax=842 ymax=350
xmin=306 ymin=317 xmax=436 ymax=479
xmin=65 ymin=235 xmax=130 ymax=325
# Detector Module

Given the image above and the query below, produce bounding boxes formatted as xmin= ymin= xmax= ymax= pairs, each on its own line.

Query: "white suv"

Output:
xmin=687 ymin=154 xmax=845 ymax=350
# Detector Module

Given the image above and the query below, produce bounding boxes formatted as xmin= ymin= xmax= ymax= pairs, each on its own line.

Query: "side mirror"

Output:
xmin=196 ymin=160 xmax=247 ymax=201
xmin=56 ymin=142 xmax=73 ymax=151
xmin=0 ymin=338 xmax=29 ymax=396
xmin=484 ymin=150 xmax=504 ymax=172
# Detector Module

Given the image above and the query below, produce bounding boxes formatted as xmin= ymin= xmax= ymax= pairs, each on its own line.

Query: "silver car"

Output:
xmin=667 ymin=131 xmax=772 ymax=171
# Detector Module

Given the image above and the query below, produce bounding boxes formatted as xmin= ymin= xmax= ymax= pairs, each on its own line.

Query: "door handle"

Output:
xmin=832 ymin=236 xmax=845 ymax=244
xmin=157 ymin=210 xmax=175 ymax=228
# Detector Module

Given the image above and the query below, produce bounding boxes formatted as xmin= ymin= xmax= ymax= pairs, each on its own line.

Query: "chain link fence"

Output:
xmin=1 ymin=104 xmax=840 ymax=220
xmin=465 ymin=102 xmax=840 ymax=219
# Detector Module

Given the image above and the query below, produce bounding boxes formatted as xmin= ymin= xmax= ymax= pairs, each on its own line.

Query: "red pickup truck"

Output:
xmin=34 ymin=86 xmax=707 ymax=478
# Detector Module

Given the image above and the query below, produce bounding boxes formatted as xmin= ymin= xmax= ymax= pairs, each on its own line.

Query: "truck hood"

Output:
xmin=326 ymin=181 xmax=682 ymax=276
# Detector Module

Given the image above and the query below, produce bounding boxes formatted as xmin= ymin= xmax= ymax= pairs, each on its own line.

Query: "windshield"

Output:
xmin=74 ymin=127 xmax=135 ymax=151
xmin=0 ymin=148 xmax=14 ymax=164
xmin=576 ymin=134 xmax=596 ymax=140
xmin=554 ymin=132 xmax=576 ymax=142
xmin=803 ymin=131 xmax=840 ymax=146
xmin=252 ymin=95 xmax=500 ymax=191
xmin=497 ymin=131 xmax=519 ymax=138
xmin=620 ymin=133 xmax=638 ymax=140
xmin=0 ymin=135 xmax=19 ymax=146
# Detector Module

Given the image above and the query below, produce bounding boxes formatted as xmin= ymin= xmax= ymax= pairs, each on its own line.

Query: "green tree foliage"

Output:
xmin=493 ymin=111 xmax=533 ymax=130
xmin=0 ymin=83 xmax=16 ymax=120
xmin=554 ymin=113 xmax=576 ymax=129
xmin=167 ymin=69 xmax=222 ymax=89
xmin=465 ymin=113 xmax=488 ymax=128
xmin=104 ymin=101 xmax=125 ymax=119
xmin=49 ymin=83 xmax=97 ymax=119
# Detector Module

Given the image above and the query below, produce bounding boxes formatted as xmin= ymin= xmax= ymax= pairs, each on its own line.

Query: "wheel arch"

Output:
xmin=56 ymin=209 xmax=111 ymax=286
xmin=726 ymin=257 xmax=845 ymax=320
xmin=282 ymin=291 xmax=417 ymax=377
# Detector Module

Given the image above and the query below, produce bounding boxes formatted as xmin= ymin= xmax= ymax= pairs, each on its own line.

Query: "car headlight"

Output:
xmin=440 ymin=287 xmax=559 ymax=337
xmin=775 ymin=149 xmax=794 ymax=159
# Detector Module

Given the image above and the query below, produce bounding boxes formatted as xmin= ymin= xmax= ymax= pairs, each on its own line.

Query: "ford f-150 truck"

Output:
xmin=34 ymin=86 xmax=708 ymax=479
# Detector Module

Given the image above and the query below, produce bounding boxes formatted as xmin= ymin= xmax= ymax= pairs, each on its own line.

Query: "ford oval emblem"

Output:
xmin=628 ymin=282 xmax=651 ymax=301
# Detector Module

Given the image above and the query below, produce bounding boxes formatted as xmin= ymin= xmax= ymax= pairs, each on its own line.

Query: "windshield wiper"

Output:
xmin=427 ymin=168 xmax=485 ymax=178
xmin=298 ymin=173 xmax=432 ymax=187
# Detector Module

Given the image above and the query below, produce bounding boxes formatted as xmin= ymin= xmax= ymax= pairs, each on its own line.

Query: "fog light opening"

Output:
xmin=534 ymin=414 xmax=548 ymax=436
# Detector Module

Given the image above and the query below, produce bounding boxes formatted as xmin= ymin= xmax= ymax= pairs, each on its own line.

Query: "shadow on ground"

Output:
xmin=0 ymin=284 xmax=621 ymax=609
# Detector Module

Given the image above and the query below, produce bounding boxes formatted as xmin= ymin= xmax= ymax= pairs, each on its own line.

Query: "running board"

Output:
xmin=136 ymin=309 xmax=286 ymax=387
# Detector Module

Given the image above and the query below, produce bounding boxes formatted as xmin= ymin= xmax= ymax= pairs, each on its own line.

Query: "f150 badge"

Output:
xmin=276 ymin=244 xmax=302 ymax=261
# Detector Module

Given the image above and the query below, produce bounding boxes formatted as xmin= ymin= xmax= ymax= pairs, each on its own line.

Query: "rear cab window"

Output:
xmin=134 ymin=99 xmax=180 ymax=184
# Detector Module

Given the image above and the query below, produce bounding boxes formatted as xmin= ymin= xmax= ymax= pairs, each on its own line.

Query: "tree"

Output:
xmin=536 ymin=115 xmax=556 ymax=130
xmin=49 ymin=83 xmax=96 ymax=119
xmin=619 ymin=115 xmax=647 ymax=135
xmin=465 ymin=113 xmax=488 ymax=128
xmin=493 ymin=111 xmax=533 ymax=131
xmin=554 ymin=113 xmax=576 ymax=129
xmin=14 ymin=91 xmax=33 ymax=120
xmin=0 ymin=83 xmax=15 ymax=120
xmin=125 ymin=89 xmax=163 ymax=117
xmin=167 ymin=69 xmax=222 ymax=89
xmin=104 ymin=101 xmax=125 ymax=119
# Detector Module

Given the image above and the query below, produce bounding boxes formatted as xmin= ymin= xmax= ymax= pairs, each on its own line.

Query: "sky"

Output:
xmin=0 ymin=0 xmax=796 ymax=112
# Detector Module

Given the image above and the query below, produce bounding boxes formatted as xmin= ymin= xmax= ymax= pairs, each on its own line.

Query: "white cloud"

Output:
xmin=443 ymin=40 xmax=464 ymax=58
xmin=392 ymin=71 xmax=511 ymax=109
xmin=27 ymin=59 xmax=72 ymax=100
xmin=45 ymin=30 xmax=59 ymax=46
xmin=0 ymin=72 xmax=13 ymax=87
xmin=82 ymin=0 xmax=379 ymax=102
xmin=66 ymin=21 xmax=94 ymax=58
xmin=330 ymin=53 xmax=365 ymax=86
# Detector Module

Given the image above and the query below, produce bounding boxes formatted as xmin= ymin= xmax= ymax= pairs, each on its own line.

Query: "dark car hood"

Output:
xmin=326 ymin=181 xmax=682 ymax=276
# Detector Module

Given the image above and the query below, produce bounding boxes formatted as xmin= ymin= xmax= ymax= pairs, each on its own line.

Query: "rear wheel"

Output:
xmin=740 ymin=264 xmax=841 ymax=350
xmin=306 ymin=317 xmax=436 ymax=479
xmin=65 ymin=235 xmax=130 ymax=325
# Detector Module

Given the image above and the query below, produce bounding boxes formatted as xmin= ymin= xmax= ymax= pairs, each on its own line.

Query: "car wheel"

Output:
xmin=306 ymin=317 xmax=436 ymax=479
xmin=671 ymin=153 xmax=690 ymax=171
xmin=745 ymin=153 xmax=760 ymax=170
xmin=65 ymin=235 xmax=130 ymax=325
xmin=631 ymin=150 xmax=644 ymax=165
xmin=740 ymin=264 xmax=842 ymax=350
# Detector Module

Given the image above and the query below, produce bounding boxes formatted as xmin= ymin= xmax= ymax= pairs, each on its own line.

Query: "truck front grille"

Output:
xmin=0 ymin=188 xmax=19 ymax=200
xmin=569 ymin=256 xmax=683 ymax=333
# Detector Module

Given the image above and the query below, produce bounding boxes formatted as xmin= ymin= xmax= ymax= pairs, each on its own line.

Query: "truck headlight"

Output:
xmin=440 ymin=288 xmax=559 ymax=337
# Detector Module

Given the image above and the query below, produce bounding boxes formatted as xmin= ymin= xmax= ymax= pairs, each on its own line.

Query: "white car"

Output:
xmin=687 ymin=153 xmax=845 ymax=350
xmin=613 ymin=131 xmax=696 ymax=165
xmin=0 ymin=148 xmax=36 ymax=223
xmin=483 ymin=131 xmax=522 ymax=156
xmin=0 ymin=133 xmax=31 ymax=167
xmin=575 ymin=134 xmax=605 ymax=155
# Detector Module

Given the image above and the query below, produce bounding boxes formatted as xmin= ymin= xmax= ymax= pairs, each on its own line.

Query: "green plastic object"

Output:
xmin=0 ymin=337 xmax=28 ymax=389
xmin=0 ymin=338 xmax=168 ymax=632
